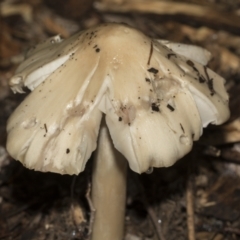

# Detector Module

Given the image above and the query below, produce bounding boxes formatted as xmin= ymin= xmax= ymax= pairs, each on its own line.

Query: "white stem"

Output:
xmin=90 ymin=118 xmax=127 ymax=240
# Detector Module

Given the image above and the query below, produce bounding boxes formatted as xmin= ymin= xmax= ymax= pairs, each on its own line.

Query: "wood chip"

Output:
xmin=0 ymin=3 xmax=32 ymax=22
xmin=95 ymin=1 xmax=240 ymax=29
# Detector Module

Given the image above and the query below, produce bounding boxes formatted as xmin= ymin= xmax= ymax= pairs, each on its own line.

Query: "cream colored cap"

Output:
xmin=7 ymin=23 xmax=230 ymax=174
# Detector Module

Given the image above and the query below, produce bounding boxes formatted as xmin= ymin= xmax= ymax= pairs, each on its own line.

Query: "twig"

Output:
xmin=135 ymin=175 xmax=166 ymax=240
xmin=224 ymin=227 xmax=240 ymax=235
xmin=186 ymin=176 xmax=196 ymax=240
xmin=95 ymin=1 xmax=240 ymax=30
xmin=70 ymin=176 xmax=87 ymax=229
xmin=146 ymin=204 xmax=166 ymax=240
xmin=0 ymin=2 xmax=33 ymax=23
xmin=221 ymin=148 xmax=240 ymax=164
xmin=6 ymin=201 xmax=37 ymax=218
xmin=71 ymin=202 xmax=86 ymax=228
xmin=85 ymin=182 xmax=96 ymax=235
xmin=203 ymin=145 xmax=240 ymax=165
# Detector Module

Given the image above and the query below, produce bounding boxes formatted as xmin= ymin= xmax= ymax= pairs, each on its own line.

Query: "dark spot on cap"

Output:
xmin=180 ymin=123 xmax=185 ymax=133
xmin=167 ymin=104 xmax=175 ymax=112
xmin=151 ymin=103 xmax=160 ymax=112
xmin=148 ymin=68 xmax=158 ymax=74
xmin=167 ymin=53 xmax=177 ymax=59
xmin=44 ymin=123 xmax=48 ymax=133
xmin=119 ymin=117 xmax=122 ymax=121
xmin=147 ymin=41 xmax=153 ymax=65
xmin=209 ymin=79 xmax=215 ymax=96
xmin=95 ymin=48 xmax=100 ymax=53
xmin=204 ymin=66 xmax=215 ymax=96
xmin=199 ymin=76 xmax=206 ymax=83
xmin=145 ymin=78 xmax=151 ymax=83
xmin=186 ymin=60 xmax=194 ymax=67
xmin=66 ymin=148 xmax=70 ymax=154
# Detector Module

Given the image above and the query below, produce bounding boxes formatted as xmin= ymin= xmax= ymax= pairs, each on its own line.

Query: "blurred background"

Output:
xmin=1 ymin=0 xmax=240 ymax=239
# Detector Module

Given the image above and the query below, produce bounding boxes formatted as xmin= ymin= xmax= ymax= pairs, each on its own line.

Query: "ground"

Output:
xmin=1 ymin=0 xmax=240 ymax=239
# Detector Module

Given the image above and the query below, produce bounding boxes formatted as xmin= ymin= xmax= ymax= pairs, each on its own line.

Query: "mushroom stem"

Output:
xmin=91 ymin=117 xmax=127 ymax=240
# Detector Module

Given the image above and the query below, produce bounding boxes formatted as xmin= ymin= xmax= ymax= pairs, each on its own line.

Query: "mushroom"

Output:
xmin=6 ymin=23 xmax=230 ymax=240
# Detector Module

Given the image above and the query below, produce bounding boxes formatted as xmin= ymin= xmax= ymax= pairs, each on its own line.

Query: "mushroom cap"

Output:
xmin=7 ymin=23 xmax=230 ymax=174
